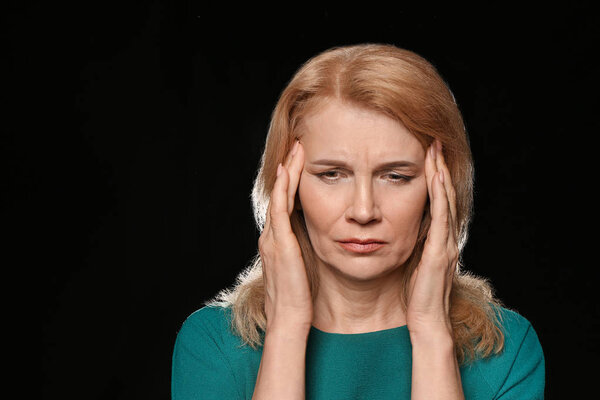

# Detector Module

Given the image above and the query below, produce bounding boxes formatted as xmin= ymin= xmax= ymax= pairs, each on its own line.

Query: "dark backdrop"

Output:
xmin=8 ymin=1 xmax=596 ymax=398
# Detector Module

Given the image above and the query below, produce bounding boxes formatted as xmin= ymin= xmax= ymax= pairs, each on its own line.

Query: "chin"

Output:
xmin=324 ymin=256 xmax=403 ymax=282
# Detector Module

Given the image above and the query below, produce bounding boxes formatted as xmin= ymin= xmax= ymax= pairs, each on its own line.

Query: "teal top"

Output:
xmin=171 ymin=305 xmax=544 ymax=399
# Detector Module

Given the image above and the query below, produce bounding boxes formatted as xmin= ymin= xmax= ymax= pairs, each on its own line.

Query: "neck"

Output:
xmin=311 ymin=262 xmax=407 ymax=334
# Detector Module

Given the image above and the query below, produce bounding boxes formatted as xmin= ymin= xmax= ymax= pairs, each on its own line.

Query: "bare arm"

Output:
xmin=252 ymin=141 xmax=312 ymax=400
xmin=411 ymin=332 xmax=464 ymax=399
xmin=408 ymin=140 xmax=464 ymax=400
xmin=252 ymin=322 xmax=310 ymax=399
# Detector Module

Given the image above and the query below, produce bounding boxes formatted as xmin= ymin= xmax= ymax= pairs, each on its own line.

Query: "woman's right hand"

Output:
xmin=258 ymin=139 xmax=313 ymax=331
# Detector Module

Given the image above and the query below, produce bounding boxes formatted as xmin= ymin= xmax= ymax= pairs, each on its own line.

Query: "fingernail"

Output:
xmin=291 ymin=140 xmax=299 ymax=156
xmin=436 ymin=139 xmax=442 ymax=153
xmin=439 ymin=170 xmax=444 ymax=183
xmin=277 ymin=163 xmax=282 ymax=177
xmin=430 ymin=143 xmax=436 ymax=161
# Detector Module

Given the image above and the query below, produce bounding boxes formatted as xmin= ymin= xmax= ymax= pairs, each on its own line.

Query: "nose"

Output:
xmin=345 ymin=177 xmax=382 ymax=225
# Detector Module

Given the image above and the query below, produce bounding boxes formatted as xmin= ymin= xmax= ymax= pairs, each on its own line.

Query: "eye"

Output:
xmin=316 ymin=170 xmax=343 ymax=182
xmin=385 ymin=173 xmax=413 ymax=184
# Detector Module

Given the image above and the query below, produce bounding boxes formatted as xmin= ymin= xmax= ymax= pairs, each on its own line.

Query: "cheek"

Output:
xmin=298 ymin=176 xmax=340 ymax=231
xmin=384 ymin=181 xmax=428 ymax=234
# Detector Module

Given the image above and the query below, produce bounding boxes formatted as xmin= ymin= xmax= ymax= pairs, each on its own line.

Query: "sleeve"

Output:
xmin=495 ymin=322 xmax=545 ymax=399
xmin=171 ymin=313 xmax=242 ymax=400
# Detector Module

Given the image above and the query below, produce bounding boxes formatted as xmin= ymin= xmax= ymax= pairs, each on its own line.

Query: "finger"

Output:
xmin=264 ymin=159 xmax=286 ymax=235
xmin=435 ymin=141 xmax=458 ymax=233
xmin=283 ymin=139 xmax=297 ymax=169
xmin=269 ymin=163 xmax=294 ymax=240
xmin=263 ymin=193 xmax=272 ymax=234
xmin=430 ymin=166 xmax=459 ymax=279
xmin=264 ymin=139 xmax=297 ymax=234
xmin=286 ymin=141 xmax=304 ymax=215
xmin=264 ymin=137 xmax=301 ymax=233
xmin=427 ymin=169 xmax=451 ymax=248
xmin=425 ymin=142 xmax=438 ymax=213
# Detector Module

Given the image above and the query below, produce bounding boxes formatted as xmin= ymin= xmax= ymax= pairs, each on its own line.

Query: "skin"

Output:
xmin=298 ymin=101 xmax=428 ymax=334
xmin=253 ymin=100 xmax=463 ymax=399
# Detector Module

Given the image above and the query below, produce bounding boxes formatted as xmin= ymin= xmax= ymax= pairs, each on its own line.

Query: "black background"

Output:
xmin=6 ymin=1 xmax=597 ymax=399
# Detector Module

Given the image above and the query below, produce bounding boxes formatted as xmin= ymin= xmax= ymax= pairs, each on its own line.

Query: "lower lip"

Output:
xmin=339 ymin=242 xmax=385 ymax=253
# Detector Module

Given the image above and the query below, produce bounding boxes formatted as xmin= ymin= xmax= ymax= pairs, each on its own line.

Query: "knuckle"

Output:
xmin=447 ymin=247 xmax=459 ymax=263
xmin=258 ymin=237 xmax=273 ymax=256
xmin=448 ymin=253 xmax=458 ymax=266
xmin=257 ymin=245 xmax=266 ymax=259
xmin=448 ymin=185 xmax=456 ymax=196
xmin=423 ymin=245 xmax=445 ymax=263
xmin=441 ymin=212 xmax=450 ymax=225
xmin=258 ymin=233 xmax=268 ymax=249
xmin=269 ymin=208 xmax=285 ymax=222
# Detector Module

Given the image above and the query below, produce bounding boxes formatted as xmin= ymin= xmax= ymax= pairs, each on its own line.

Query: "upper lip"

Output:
xmin=339 ymin=238 xmax=386 ymax=244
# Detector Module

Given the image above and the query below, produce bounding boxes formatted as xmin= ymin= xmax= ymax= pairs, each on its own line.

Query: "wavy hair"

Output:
xmin=207 ymin=43 xmax=505 ymax=364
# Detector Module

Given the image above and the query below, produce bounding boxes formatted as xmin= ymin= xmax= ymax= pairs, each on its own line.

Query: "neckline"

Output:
xmin=310 ymin=324 xmax=408 ymax=337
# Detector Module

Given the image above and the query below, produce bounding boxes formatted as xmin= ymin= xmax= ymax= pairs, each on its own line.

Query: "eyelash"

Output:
xmin=316 ymin=170 xmax=413 ymax=184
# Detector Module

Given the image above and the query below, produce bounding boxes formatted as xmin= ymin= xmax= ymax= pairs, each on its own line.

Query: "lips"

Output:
xmin=339 ymin=238 xmax=386 ymax=244
xmin=338 ymin=238 xmax=386 ymax=254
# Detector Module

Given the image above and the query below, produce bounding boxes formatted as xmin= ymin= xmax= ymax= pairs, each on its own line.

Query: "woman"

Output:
xmin=171 ymin=44 xmax=545 ymax=399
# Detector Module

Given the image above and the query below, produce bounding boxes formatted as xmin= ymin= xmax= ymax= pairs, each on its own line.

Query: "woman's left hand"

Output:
xmin=406 ymin=139 xmax=459 ymax=340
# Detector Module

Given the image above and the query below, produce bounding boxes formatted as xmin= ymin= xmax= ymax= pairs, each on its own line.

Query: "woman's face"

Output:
xmin=297 ymin=100 xmax=428 ymax=281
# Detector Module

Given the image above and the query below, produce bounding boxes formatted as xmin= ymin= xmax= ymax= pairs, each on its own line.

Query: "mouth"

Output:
xmin=337 ymin=238 xmax=386 ymax=254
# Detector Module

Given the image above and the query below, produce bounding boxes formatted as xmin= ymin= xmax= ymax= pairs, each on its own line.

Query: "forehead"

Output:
xmin=299 ymin=100 xmax=424 ymax=162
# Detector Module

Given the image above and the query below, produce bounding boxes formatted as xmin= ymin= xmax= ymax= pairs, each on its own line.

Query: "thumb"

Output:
xmin=270 ymin=164 xmax=293 ymax=240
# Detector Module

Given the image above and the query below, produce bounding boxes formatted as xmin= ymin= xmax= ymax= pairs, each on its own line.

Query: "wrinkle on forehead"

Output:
xmin=300 ymin=101 xmax=425 ymax=167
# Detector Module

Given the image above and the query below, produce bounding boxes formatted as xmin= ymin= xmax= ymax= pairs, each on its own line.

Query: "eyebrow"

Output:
xmin=309 ymin=159 xmax=419 ymax=169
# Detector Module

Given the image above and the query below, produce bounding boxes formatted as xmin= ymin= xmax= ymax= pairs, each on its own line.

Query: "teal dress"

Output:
xmin=171 ymin=305 xmax=544 ymax=399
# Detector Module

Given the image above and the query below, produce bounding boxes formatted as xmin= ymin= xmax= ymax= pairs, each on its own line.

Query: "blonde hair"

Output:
xmin=208 ymin=43 xmax=505 ymax=364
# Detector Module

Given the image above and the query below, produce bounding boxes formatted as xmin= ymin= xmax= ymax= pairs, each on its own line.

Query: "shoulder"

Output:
xmin=462 ymin=306 xmax=545 ymax=399
xmin=172 ymin=305 xmax=252 ymax=399
xmin=491 ymin=305 xmax=545 ymax=368
xmin=493 ymin=306 xmax=545 ymax=370
xmin=494 ymin=306 xmax=537 ymax=346
xmin=181 ymin=304 xmax=233 ymax=331
xmin=175 ymin=304 xmax=237 ymax=349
